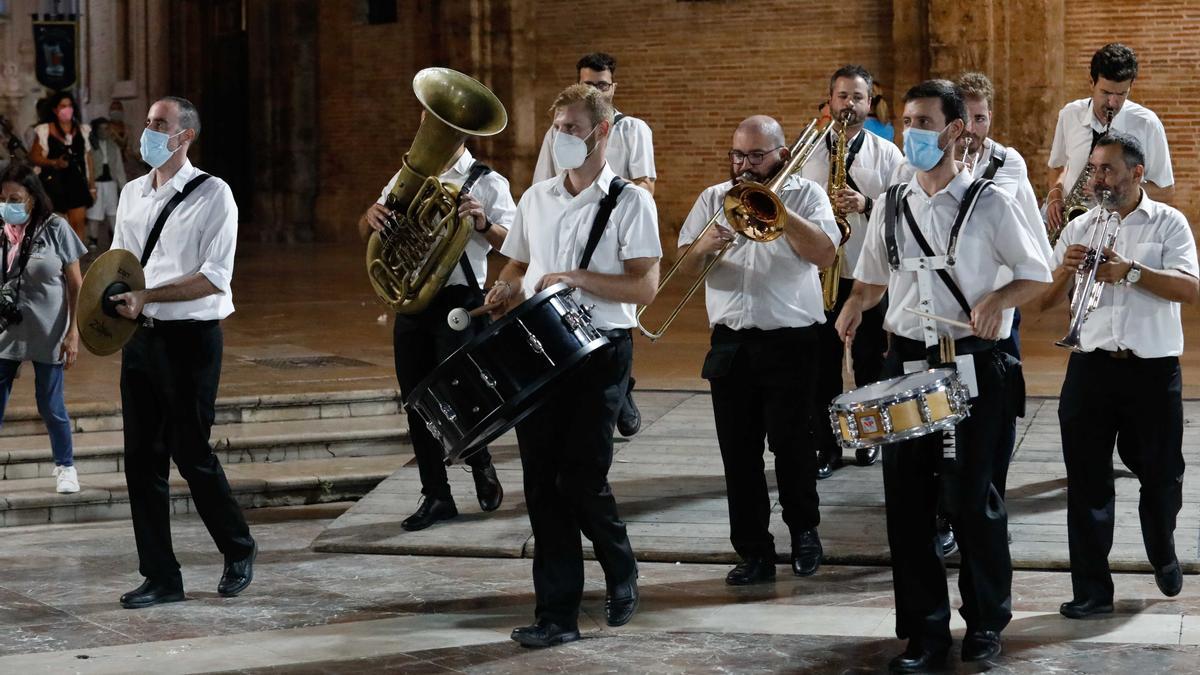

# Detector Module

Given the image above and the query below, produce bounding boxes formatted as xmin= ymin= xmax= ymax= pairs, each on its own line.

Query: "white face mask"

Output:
xmin=552 ymin=126 xmax=598 ymax=170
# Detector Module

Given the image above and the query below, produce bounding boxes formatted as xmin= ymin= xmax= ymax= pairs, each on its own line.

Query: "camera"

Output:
xmin=0 ymin=281 xmax=24 ymax=333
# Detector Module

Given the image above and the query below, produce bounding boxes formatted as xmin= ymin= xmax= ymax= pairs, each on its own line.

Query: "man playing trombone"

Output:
xmin=801 ymin=65 xmax=904 ymax=477
xmin=676 ymin=115 xmax=838 ymax=585
xmin=1040 ymin=133 xmax=1198 ymax=620
xmin=836 ymin=80 xmax=1051 ymax=671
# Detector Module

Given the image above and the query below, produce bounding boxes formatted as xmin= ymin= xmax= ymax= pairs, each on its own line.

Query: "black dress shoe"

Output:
xmin=815 ymin=451 xmax=835 ymax=480
xmin=791 ymin=529 xmax=823 ymax=577
xmin=617 ymin=377 xmax=641 ymax=437
xmin=856 ymin=446 xmax=878 ymax=466
xmin=1059 ymin=597 xmax=1114 ymax=619
xmin=120 ymin=577 xmax=185 ymax=609
xmin=1155 ymin=560 xmax=1183 ymax=597
xmin=218 ymin=541 xmax=257 ymax=597
xmin=401 ymin=495 xmax=458 ymax=531
xmin=471 ymin=461 xmax=504 ymax=512
xmin=605 ymin=575 xmax=639 ymax=627
xmin=725 ymin=557 xmax=776 ymax=585
xmin=936 ymin=516 xmax=957 ymax=557
xmin=510 ymin=621 xmax=581 ymax=648
xmin=962 ymin=629 xmax=1001 ymax=662
xmin=888 ymin=640 xmax=947 ymax=673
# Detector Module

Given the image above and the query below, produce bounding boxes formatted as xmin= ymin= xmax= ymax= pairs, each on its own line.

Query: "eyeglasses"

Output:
xmin=728 ymin=147 xmax=783 ymax=165
xmin=582 ymin=81 xmax=614 ymax=92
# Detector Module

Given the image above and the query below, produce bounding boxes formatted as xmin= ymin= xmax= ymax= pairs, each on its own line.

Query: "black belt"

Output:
xmin=140 ymin=317 xmax=219 ymax=329
xmin=891 ymin=334 xmax=998 ymax=362
xmin=713 ymin=323 xmax=818 ymax=340
xmin=600 ymin=328 xmax=632 ymax=341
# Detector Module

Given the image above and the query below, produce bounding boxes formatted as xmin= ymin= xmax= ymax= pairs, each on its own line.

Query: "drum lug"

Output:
xmin=480 ymin=370 xmax=497 ymax=389
xmin=440 ymin=401 xmax=457 ymax=422
xmin=527 ymin=333 xmax=545 ymax=354
xmin=425 ymin=419 xmax=442 ymax=440
xmin=918 ymin=397 xmax=933 ymax=424
xmin=563 ymin=310 xmax=585 ymax=332
xmin=880 ymin=407 xmax=894 ymax=434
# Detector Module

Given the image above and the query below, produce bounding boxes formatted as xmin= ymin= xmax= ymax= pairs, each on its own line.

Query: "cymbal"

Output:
xmin=78 ymin=249 xmax=144 ymax=356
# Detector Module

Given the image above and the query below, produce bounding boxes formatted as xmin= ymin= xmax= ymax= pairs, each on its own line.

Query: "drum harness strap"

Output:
xmin=454 ymin=161 xmax=494 ymax=300
xmin=580 ymin=176 xmax=630 ymax=271
xmin=140 ymin=173 xmax=211 ymax=269
xmin=982 ymin=143 xmax=1007 ymax=181
xmin=884 ymin=178 xmax=994 ymax=355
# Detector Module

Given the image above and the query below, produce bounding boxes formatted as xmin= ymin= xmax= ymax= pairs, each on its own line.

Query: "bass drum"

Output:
xmin=407 ymin=283 xmax=611 ymax=463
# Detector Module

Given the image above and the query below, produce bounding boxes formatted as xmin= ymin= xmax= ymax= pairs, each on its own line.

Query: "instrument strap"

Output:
xmin=982 ymin=144 xmax=1006 ymax=181
xmin=579 ymin=176 xmax=629 ymax=271
xmin=455 ymin=161 xmax=493 ymax=298
xmin=613 ymin=113 xmax=627 ymax=126
xmin=139 ymin=173 xmax=211 ymax=268
xmin=897 ymin=179 xmax=995 ymax=319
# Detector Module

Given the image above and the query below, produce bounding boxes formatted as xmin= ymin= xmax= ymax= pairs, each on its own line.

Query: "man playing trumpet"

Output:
xmin=678 ymin=115 xmax=838 ymax=585
xmin=1040 ymin=133 xmax=1197 ymax=620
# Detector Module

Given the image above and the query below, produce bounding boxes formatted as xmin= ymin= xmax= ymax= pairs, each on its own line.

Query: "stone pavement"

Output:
xmin=314 ymin=391 xmax=1200 ymax=575
xmin=1 ymin=505 xmax=1198 ymax=673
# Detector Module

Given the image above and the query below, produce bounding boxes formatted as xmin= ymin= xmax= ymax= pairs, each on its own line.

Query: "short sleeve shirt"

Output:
xmin=0 ymin=215 xmax=87 ymax=364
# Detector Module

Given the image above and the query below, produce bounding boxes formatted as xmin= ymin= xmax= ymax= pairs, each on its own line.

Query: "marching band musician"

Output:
xmin=836 ymin=80 xmax=1051 ymax=671
xmin=532 ymin=52 xmax=656 ymax=440
xmin=1040 ymin=133 xmax=1198 ymax=620
xmin=954 ymin=71 xmax=1053 ymax=500
xmin=1045 ymin=43 xmax=1174 ymax=236
xmin=801 ymin=65 xmax=904 ymax=477
xmin=358 ymin=121 xmax=515 ymax=532
xmin=678 ymin=115 xmax=838 ymax=586
xmin=485 ymin=84 xmax=662 ymax=648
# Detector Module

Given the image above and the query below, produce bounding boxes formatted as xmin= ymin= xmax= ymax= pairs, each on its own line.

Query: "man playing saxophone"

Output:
xmin=1045 ymin=43 xmax=1174 ymax=238
xmin=800 ymin=65 xmax=904 ymax=477
xmin=1040 ymin=133 xmax=1198 ymax=620
xmin=678 ymin=115 xmax=838 ymax=586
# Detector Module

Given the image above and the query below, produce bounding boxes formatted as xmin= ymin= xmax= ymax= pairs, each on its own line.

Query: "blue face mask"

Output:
xmin=903 ymin=126 xmax=948 ymax=172
xmin=140 ymin=128 xmax=186 ymax=169
xmin=0 ymin=203 xmax=29 ymax=226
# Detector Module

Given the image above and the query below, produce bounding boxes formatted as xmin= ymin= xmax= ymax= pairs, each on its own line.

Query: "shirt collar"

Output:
xmin=1130 ymin=188 xmax=1156 ymax=219
xmin=1083 ymin=99 xmax=1125 ymax=132
xmin=552 ymin=161 xmax=617 ymax=198
xmin=906 ymin=165 xmax=973 ymax=202
xmin=445 ymin=147 xmax=476 ymax=178
xmin=142 ymin=159 xmax=197 ymax=198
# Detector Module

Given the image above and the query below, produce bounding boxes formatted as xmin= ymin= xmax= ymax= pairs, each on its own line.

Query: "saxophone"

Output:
xmin=820 ymin=110 xmax=853 ymax=312
xmin=1052 ymin=108 xmax=1113 ymax=246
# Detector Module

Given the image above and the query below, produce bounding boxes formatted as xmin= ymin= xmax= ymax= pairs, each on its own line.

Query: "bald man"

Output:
xmin=677 ymin=115 xmax=840 ymax=585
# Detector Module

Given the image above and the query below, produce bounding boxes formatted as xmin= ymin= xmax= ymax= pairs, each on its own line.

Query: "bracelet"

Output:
xmin=1047 ymin=187 xmax=1064 ymax=198
xmin=1047 ymin=199 xmax=1064 ymax=207
xmin=474 ymin=219 xmax=492 ymax=234
xmin=862 ymin=195 xmax=874 ymax=216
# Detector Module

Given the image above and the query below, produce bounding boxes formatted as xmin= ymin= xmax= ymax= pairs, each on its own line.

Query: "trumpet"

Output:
xmin=635 ymin=118 xmax=832 ymax=340
xmin=1055 ymin=190 xmax=1121 ymax=352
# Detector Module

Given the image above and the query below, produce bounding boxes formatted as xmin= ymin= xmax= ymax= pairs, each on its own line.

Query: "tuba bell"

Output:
xmin=365 ymin=68 xmax=508 ymax=314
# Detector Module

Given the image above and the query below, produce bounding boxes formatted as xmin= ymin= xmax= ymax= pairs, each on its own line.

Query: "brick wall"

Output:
xmin=1061 ymin=1 xmax=1200 ymax=221
xmin=312 ymin=0 xmax=1199 ymax=243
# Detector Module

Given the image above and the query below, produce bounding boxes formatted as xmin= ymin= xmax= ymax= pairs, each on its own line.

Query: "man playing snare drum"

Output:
xmin=835 ymin=80 xmax=1051 ymax=672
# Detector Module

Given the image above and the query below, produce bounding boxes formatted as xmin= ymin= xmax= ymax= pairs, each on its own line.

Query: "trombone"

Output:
xmin=635 ymin=118 xmax=833 ymax=341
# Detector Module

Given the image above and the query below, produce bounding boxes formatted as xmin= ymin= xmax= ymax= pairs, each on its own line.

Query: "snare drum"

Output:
xmin=828 ymin=369 xmax=970 ymax=450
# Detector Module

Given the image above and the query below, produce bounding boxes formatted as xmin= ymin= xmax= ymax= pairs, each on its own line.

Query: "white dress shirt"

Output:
xmin=1049 ymin=98 xmax=1173 ymax=192
xmin=678 ymin=175 xmax=840 ymax=330
xmin=377 ymin=148 xmax=516 ymax=288
xmin=502 ymin=162 xmax=662 ymax=330
xmin=1052 ymin=191 xmax=1198 ymax=358
xmin=800 ymin=128 xmax=905 ymax=279
xmin=111 ymin=159 xmax=237 ymax=321
xmin=854 ymin=169 xmax=1053 ymax=340
xmin=968 ymin=139 xmax=1055 ymax=271
xmin=531 ymin=111 xmax=656 ymax=184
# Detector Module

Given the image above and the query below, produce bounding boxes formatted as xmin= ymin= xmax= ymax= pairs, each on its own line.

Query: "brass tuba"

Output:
xmin=820 ymin=110 xmax=854 ymax=311
xmin=365 ymin=68 xmax=508 ymax=313
xmin=636 ymin=118 xmax=832 ymax=340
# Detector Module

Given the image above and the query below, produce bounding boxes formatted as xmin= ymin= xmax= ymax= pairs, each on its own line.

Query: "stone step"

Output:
xmin=0 ymin=414 xmax=411 ymax=481
xmin=0 ymin=387 xmax=405 ymax=437
xmin=0 ymin=454 xmax=412 ymax=527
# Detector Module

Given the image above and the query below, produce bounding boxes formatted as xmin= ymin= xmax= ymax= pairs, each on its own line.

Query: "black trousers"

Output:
xmin=1059 ymin=351 xmax=1184 ymax=603
xmin=993 ymin=307 xmax=1023 ymax=499
xmin=881 ymin=337 xmax=1019 ymax=650
xmin=705 ymin=324 xmax=821 ymax=560
xmin=515 ymin=330 xmax=637 ymax=629
xmin=813 ymin=277 xmax=887 ymax=461
xmin=121 ymin=321 xmax=254 ymax=582
xmin=393 ymin=285 xmax=492 ymax=499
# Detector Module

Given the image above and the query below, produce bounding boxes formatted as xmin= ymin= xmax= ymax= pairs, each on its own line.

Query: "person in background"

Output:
xmin=85 ymin=118 xmax=127 ymax=251
xmin=29 ymin=92 xmax=94 ymax=239
xmin=864 ymin=94 xmax=896 ymax=142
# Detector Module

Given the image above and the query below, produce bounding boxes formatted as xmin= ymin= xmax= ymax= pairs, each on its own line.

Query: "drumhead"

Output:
xmin=832 ymin=368 xmax=955 ymax=406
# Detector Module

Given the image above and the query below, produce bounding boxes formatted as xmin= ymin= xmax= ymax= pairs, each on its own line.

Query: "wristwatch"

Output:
xmin=1124 ymin=260 xmax=1141 ymax=285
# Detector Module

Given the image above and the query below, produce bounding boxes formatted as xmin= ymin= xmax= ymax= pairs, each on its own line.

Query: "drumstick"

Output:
xmin=905 ymin=306 xmax=973 ymax=330
xmin=447 ymin=301 xmax=504 ymax=331
xmin=843 ymin=340 xmax=854 ymax=392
